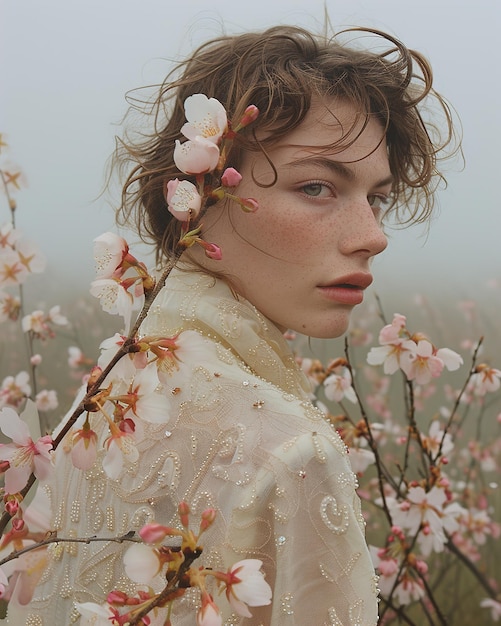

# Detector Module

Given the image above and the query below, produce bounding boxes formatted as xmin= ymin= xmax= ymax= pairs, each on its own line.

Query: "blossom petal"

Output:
xmin=123 ymin=543 xmax=160 ymax=584
xmin=0 ymin=407 xmax=30 ymax=444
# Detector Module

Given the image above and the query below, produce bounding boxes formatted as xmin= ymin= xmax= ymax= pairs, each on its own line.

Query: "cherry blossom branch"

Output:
xmin=378 ymin=530 xmax=421 ymax=623
xmin=417 ymin=570 xmax=447 ymax=626
xmin=0 ymin=530 xmax=138 ymax=568
xmin=436 ymin=337 xmax=482 ymax=457
xmin=127 ymin=548 xmax=203 ymax=626
xmin=445 ymin=535 xmax=498 ymax=599
xmin=378 ymin=599 xmax=418 ymax=626
xmin=343 ymin=338 xmax=396 ymax=524
xmin=0 ymin=253 xmax=182 ymax=536
xmin=0 ymin=169 xmax=17 ymax=224
xmin=1 ymin=168 xmax=40 ymax=414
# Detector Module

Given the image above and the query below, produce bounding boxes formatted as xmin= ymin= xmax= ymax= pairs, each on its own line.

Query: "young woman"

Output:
xmin=8 ymin=25 xmax=457 ymax=625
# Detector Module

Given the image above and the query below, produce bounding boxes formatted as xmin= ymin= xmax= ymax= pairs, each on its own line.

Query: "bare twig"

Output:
xmin=0 ymin=530 xmax=139 ymax=567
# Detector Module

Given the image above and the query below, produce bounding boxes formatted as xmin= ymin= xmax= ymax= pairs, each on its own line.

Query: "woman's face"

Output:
xmin=192 ymin=100 xmax=391 ymax=339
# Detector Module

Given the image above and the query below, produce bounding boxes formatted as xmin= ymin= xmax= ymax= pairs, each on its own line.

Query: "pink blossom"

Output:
xmin=15 ymin=239 xmax=46 ymax=275
xmin=366 ymin=339 xmax=416 ymax=375
xmin=97 ymin=333 xmax=141 ymax=382
xmin=393 ymin=573 xmax=425 ymax=606
xmin=35 ymin=389 xmax=58 ymax=412
xmin=2 ymin=542 xmax=48 ymax=606
xmin=0 ymin=158 xmax=26 ymax=192
xmin=118 ymin=364 xmax=171 ymax=424
xmin=102 ymin=421 xmax=139 ymax=479
xmin=435 ymin=347 xmax=463 ymax=371
xmin=0 ymin=371 xmax=31 ymax=409
xmin=152 ymin=330 xmax=215 ymax=388
xmin=480 ymin=598 xmax=501 ymax=621
xmin=0 ymin=405 xmax=53 ymax=494
xmin=347 ymin=447 xmax=376 ymax=474
xmin=68 ymin=346 xmax=85 ymax=369
xmin=22 ymin=306 xmax=67 ymax=340
xmin=221 ymin=167 xmax=242 ymax=187
xmin=297 ymin=357 xmax=325 ymax=391
xmin=421 ymin=420 xmax=454 ymax=458
xmin=0 ymin=222 xmax=21 ymax=249
xmin=197 ymin=591 xmax=222 ymax=626
xmin=223 ymin=559 xmax=272 ymax=618
xmin=390 ymin=485 xmax=465 ymax=556
xmin=399 ymin=339 xmax=444 ymax=385
xmin=460 ymin=508 xmax=499 ymax=546
xmin=75 ymin=602 xmax=116 ymax=625
xmin=166 ymin=178 xmax=202 ymax=221
xmin=22 ymin=310 xmax=47 ymax=335
xmin=0 ymin=248 xmax=29 ymax=286
xmin=369 ymin=546 xmax=399 ymax=597
xmin=378 ymin=313 xmax=408 ymax=344
xmin=71 ymin=421 xmax=98 ymax=470
xmin=123 ymin=543 xmax=161 ymax=584
xmin=0 ymin=290 xmax=20 ymax=321
xmin=90 ymin=277 xmax=143 ymax=332
xmin=174 ymin=137 xmax=220 ymax=175
xmin=180 ymin=94 xmax=227 ymax=143
xmin=93 ymin=232 xmax=129 ymax=278
xmin=469 ymin=365 xmax=501 ymax=396
xmin=323 ymin=368 xmax=357 ymax=403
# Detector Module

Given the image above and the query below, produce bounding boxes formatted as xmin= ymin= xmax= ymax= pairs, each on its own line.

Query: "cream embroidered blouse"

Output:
xmin=7 ymin=267 xmax=379 ymax=625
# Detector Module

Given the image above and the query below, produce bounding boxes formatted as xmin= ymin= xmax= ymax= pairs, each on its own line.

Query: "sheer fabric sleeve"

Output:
xmin=258 ymin=429 xmax=379 ymax=625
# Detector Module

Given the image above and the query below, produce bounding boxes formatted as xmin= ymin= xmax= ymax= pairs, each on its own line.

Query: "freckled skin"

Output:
xmin=190 ymin=100 xmax=390 ymax=339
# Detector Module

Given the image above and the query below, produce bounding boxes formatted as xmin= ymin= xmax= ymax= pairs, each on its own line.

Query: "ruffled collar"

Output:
xmin=140 ymin=265 xmax=312 ymax=399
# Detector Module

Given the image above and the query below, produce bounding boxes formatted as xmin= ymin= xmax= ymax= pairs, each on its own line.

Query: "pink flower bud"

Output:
xmin=107 ymin=590 xmax=129 ymax=605
xmin=30 ymin=354 xmax=42 ymax=366
xmin=139 ymin=522 xmax=173 ymax=544
xmin=199 ymin=507 xmax=217 ymax=532
xmin=238 ymin=105 xmax=259 ymax=128
xmin=221 ymin=168 xmax=242 ymax=187
xmin=178 ymin=501 xmax=190 ymax=528
xmin=5 ymin=499 xmax=19 ymax=516
xmin=240 ymin=197 xmax=259 ymax=213
xmin=378 ymin=558 xmax=399 ymax=576
xmin=12 ymin=518 xmax=24 ymax=532
xmin=204 ymin=243 xmax=223 ymax=261
xmin=415 ymin=559 xmax=428 ymax=574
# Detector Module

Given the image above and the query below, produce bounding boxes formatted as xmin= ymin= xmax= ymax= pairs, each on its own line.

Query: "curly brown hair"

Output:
xmin=113 ymin=25 xmax=459 ymax=262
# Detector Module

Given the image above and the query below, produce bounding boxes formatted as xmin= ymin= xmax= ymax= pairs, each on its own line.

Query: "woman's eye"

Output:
xmin=301 ymin=183 xmax=332 ymax=198
xmin=367 ymin=194 xmax=390 ymax=210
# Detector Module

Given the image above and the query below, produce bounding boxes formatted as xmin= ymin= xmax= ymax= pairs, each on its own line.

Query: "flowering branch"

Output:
xmin=0 ymin=530 xmax=138 ymax=567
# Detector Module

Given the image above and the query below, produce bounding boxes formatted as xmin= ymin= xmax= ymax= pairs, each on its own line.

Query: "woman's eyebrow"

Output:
xmin=286 ymin=155 xmax=394 ymax=187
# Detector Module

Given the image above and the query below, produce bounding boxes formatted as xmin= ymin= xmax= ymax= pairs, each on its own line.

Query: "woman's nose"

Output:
xmin=339 ymin=204 xmax=388 ymax=258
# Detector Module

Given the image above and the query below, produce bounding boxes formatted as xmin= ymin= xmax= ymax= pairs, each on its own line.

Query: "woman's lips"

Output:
xmin=317 ymin=284 xmax=365 ymax=305
xmin=317 ymin=273 xmax=373 ymax=305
